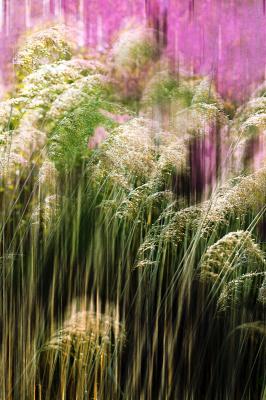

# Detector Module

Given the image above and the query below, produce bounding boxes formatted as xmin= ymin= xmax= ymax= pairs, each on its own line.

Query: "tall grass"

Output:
xmin=0 ymin=25 xmax=265 ymax=399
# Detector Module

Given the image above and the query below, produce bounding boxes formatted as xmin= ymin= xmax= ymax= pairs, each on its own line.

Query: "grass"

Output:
xmin=0 ymin=24 xmax=265 ymax=399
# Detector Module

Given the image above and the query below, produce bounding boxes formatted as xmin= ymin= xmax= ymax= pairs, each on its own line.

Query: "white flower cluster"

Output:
xmin=175 ymin=103 xmax=228 ymax=138
xmin=0 ymin=53 xmax=110 ymax=183
xmin=95 ymin=117 xmax=160 ymax=186
xmin=93 ymin=117 xmax=187 ymax=189
xmin=38 ymin=160 xmax=58 ymax=193
xmin=43 ymin=309 xmax=125 ymax=365
xmin=191 ymin=78 xmax=224 ymax=110
xmin=232 ymin=91 xmax=266 ymax=141
xmin=46 ymin=74 xmax=107 ymax=122
xmin=0 ymin=127 xmax=46 ymax=178
xmin=200 ymin=231 xmax=265 ymax=282
xmin=218 ymin=272 xmax=266 ymax=311
xmin=14 ymin=26 xmax=72 ymax=76
xmin=31 ymin=194 xmax=60 ymax=230
xmin=136 ymin=168 xmax=266 ymax=264
xmin=204 ymin=167 xmax=266 ymax=226
xmin=22 ymin=59 xmax=105 ymax=96
xmin=235 ymin=97 xmax=266 ymax=124
xmin=0 ymin=100 xmax=21 ymax=132
xmin=240 ymin=112 xmax=266 ymax=137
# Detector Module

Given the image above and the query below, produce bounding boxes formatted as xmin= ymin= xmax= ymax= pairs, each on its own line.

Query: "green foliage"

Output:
xmin=0 ymin=25 xmax=266 ymax=400
xmin=200 ymin=231 xmax=265 ymax=283
xmin=142 ymin=71 xmax=195 ymax=107
xmin=48 ymin=100 xmax=118 ymax=170
xmin=15 ymin=26 xmax=72 ymax=79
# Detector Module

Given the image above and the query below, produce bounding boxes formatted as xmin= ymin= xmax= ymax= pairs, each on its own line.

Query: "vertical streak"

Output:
xmin=25 ymin=0 xmax=31 ymax=28
xmin=43 ymin=0 xmax=50 ymax=16
xmin=4 ymin=0 xmax=10 ymax=35
xmin=54 ymin=0 xmax=61 ymax=17
xmin=0 ymin=0 xmax=3 ymax=32
xmin=97 ymin=15 xmax=103 ymax=51
xmin=218 ymin=23 xmax=222 ymax=61
xmin=77 ymin=0 xmax=85 ymax=46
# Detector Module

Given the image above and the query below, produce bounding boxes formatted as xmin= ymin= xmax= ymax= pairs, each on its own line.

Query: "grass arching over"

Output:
xmin=0 ymin=24 xmax=265 ymax=399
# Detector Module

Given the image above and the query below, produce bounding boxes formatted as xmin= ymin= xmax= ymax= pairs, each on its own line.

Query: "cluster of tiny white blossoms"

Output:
xmin=240 ymin=112 xmax=266 ymax=137
xmin=93 ymin=117 xmax=187 ymax=192
xmin=31 ymin=194 xmax=59 ymax=228
xmin=14 ymin=26 xmax=72 ymax=76
xmin=200 ymin=231 xmax=265 ymax=282
xmin=0 ymin=26 xmax=113 ymax=188
xmin=0 ymin=127 xmax=46 ymax=179
xmin=0 ymin=100 xmax=21 ymax=132
xmin=46 ymin=74 xmax=107 ymax=123
xmin=231 ymin=87 xmax=266 ymax=145
xmin=258 ymin=277 xmax=266 ymax=305
xmin=235 ymin=97 xmax=266 ymax=124
xmin=18 ymin=59 xmax=107 ymax=121
xmin=203 ymin=167 xmax=266 ymax=227
xmin=191 ymin=77 xmax=225 ymax=109
xmin=38 ymin=159 xmax=58 ymax=193
xmin=218 ymin=272 xmax=266 ymax=311
xmin=175 ymin=102 xmax=228 ymax=138
xmin=136 ymin=168 xmax=266 ymax=264
xmin=94 ymin=117 xmax=160 ymax=186
xmin=43 ymin=309 xmax=125 ymax=363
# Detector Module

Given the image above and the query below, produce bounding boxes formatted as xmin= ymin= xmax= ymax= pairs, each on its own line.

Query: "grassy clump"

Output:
xmin=0 ymin=24 xmax=265 ymax=400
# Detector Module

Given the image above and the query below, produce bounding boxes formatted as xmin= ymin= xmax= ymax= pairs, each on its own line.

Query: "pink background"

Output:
xmin=0 ymin=0 xmax=266 ymax=101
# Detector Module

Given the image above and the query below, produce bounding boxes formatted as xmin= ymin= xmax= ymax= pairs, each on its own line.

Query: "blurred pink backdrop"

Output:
xmin=0 ymin=0 xmax=266 ymax=101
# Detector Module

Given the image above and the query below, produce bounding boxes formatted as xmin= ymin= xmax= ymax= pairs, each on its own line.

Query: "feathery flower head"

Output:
xmin=187 ymin=168 xmax=266 ymax=237
xmin=38 ymin=160 xmax=58 ymax=193
xmin=175 ymin=102 xmax=228 ymax=139
xmin=42 ymin=310 xmax=125 ymax=367
xmin=0 ymin=100 xmax=21 ymax=132
xmin=137 ymin=167 xmax=266 ymax=261
xmin=135 ymin=202 xmax=201 ymax=266
xmin=14 ymin=26 xmax=72 ymax=78
xmin=46 ymin=74 xmax=108 ymax=123
xmin=20 ymin=59 xmax=103 ymax=100
xmin=191 ymin=77 xmax=224 ymax=110
xmin=258 ymin=277 xmax=266 ymax=305
xmin=0 ymin=126 xmax=46 ymax=179
xmin=218 ymin=272 xmax=266 ymax=311
xmin=37 ymin=309 xmax=125 ymax=398
xmin=240 ymin=113 xmax=266 ymax=137
xmin=200 ymin=231 xmax=265 ymax=283
xmin=235 ymin=97 xmax=266 ymax=124
xmin=93 ymin=117 xmax=187 ymax=191
xmin=95 ymin=117 xmax=158 ymax=185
